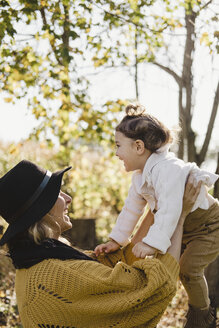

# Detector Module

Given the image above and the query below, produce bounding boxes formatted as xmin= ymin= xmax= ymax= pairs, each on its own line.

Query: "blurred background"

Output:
xmin=0 ymin=0 xmax=218 ymax=327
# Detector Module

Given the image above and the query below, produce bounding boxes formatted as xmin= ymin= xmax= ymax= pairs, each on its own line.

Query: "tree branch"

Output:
xmin=62 ymin=4 xmax=70 ymax=54
xmin=39 ymin=6 xmax=47 ymax=27
xmin=199 ymin=0 xmax=213 ymax=13
xmin=39 ymin=6 xmax=63 ymax=66
xmin=92 ymin=2 xmax=186 ymax=36
xmin=134 ymin=29 xmax=139 ymax=100
xmin=152 ymin=62 xmax=182 ymax=86
xmin=198 ymin=80 xmax=219 ymax=165
xmin=213 ymin=152 xmax=219 ymax=199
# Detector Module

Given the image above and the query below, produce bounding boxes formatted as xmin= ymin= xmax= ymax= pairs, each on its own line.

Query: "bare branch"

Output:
xmin=198 ymin=81 xmax=219 ymax=165
xmin=92 ymin=2 xmax=187 ymax=36
xmin=213 ymin=152 xmax=219 ymax=198
xmin=194 ymin=0 xmax=214 ymax=17
xmin=16 ymin=37 xmax=35 ymax=42
xmin=62 ymin=4 xmax=70 ymax=52
xmin=199 ymin=0 xmax=213 ymax=12
xmin=39 ymin=6 xmax=63 ymax=66
xmin=17 ymin=33 xmax=35 ymax=37
xmin=134 ymin=29 xmax=139 ymax=100
xmin=152 ymin=62 xmax=182 ymax=86
xmin=39 ymin=6 xmax=47 ymax=27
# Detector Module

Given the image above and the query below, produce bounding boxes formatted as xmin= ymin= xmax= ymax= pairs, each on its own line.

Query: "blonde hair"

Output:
xmin=28 ymin=219 xmax=71 ymax=246
xmin=116 ymin=104 xmax=175 ymax=152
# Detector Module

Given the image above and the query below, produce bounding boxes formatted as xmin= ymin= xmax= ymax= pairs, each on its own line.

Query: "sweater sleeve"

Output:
xmin=17 ymin=247 xmax=179 ymax=328
xmin=142 ymin=162 xmax=187 ymax=253
xmin=50 ymin=252 xmax=179 ymax=327
xmin=109 ymin=173 xmax=147 ymax=246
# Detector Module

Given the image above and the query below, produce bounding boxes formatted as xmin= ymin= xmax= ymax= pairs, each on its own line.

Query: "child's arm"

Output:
xmin=95 ymin=173 xmax=147 ymax=255
xmin=94 ymin=239 xmax=120 ymax=256
xmin=109 ymin=174 xmax=147 ymax=246
xmin=131 ymin=209 xmax=154 ymax=244
xmin=133 ymin=176 xmax=202 ymax=259
xmin=95 ymin=208 xmax=153 ymax=257
xmin=142 ymin=164 xmax=188 ymax=254
xmin=131 ymin=209 xmax=156 ymax=258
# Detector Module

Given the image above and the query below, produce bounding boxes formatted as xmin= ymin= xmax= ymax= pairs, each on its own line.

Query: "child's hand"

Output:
xmin=94 ymin=239 xmax=120 ymax=256
xmin=132 ymin=241 xmax=156 ymax=258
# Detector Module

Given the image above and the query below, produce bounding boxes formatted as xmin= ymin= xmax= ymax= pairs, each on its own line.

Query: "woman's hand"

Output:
xmin=167 ymin=175 xmax=202 ymax=261
xmin=177 ymin=175 xmax=202 ymax=228
xmin=181 ymin=175 xmax=202 ymax=219
xmin=94 ymin=239 xmax=120 ymax=256
xmin=132 ymin=241 xmax=156 ymax=258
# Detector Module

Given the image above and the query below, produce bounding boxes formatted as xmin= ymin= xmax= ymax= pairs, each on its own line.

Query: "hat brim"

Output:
xmin=0 ymin=167 xmax=71 ymax=246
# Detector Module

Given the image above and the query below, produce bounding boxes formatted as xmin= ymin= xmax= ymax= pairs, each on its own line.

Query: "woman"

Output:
xmin=0 ymin=160 xmax=200 ymax=328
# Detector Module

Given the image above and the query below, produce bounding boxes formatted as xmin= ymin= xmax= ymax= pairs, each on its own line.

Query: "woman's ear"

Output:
xmin=135 ymin=139 xmax=145 ymax=154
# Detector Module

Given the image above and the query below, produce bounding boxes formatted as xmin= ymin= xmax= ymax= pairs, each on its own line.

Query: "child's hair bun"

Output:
xmin=125 ymin=104 xmax=146 ymax=116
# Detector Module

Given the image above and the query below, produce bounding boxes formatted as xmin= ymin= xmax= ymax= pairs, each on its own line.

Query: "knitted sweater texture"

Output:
xmin=15 ymin=244 xmax=179 ymax=328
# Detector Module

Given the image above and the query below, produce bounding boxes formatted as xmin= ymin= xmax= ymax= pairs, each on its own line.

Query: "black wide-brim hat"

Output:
xmin=0 ymin=160 xmax=71 ymax=246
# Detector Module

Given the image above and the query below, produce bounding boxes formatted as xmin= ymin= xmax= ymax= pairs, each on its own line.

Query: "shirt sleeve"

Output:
xmin=142 ymin=162 xmax=188 ymax=253
xmin=109 ymin=173 xmax=147 ymax=246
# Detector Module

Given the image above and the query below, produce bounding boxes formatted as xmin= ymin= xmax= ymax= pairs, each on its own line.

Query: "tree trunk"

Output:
xmin=197 ymin=81 xmax=219 ymax=166
xmin=178 ymin=85 xmax=185 ymax=159
xmin=65 ymin=218 xmax=97 ymax=250
xmin=213 ymin=152 xmax=219 ymax=199
xmin=182 ymin=11 xmax=197 ymax=162
xmin=134 ymin=29 xmax=139 ymax=100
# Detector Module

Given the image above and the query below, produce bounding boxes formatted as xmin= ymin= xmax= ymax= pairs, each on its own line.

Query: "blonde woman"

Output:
xmin=0 ymin=160 xmax=200 ymax=328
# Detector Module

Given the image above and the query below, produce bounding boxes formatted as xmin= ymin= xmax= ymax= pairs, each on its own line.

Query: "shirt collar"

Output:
xmin=140 ymin=143 xmax=173 ymax=187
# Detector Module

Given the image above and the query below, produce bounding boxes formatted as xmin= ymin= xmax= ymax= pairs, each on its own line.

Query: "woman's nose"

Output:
xmin=64 ymin=193 xmax=72 ymax=204
xmin=116 ymin=151 xmax=121 ymax=159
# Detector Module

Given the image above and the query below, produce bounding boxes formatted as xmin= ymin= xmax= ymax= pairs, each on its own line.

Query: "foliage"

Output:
xmin=0 ymin=0 xmax=218 ymax=167
xmin=95 ymin=0 xmax=218 ymax=163
xmin=0 ymin=0 xmax=129 ymax=157
xmin=0 ymin=254 xmax=21 ymax=328
xmin=0 ymin=140 xmax=131 ymax=243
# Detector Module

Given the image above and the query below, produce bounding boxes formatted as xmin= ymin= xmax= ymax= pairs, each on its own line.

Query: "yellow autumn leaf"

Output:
xmin=59 ymin=71 xmax=69 ymax=81
xmin=0 ymin=290 xmax=6 ymax=297
xmin=4 ymin=97 xmax=13 ymax=103
xmin=9 ymin=144 xmax=19 ymax=155
xmin=200 ymin=32 xmax=210 ymax=46
xmin=27 ymin=52 xmax=36 ymax=62
xmin=5 ymin=65 xmax=10 ymax=72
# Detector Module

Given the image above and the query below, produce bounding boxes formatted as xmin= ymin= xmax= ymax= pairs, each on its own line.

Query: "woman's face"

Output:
xmin=44 ymin=191 xmax=72 ymax=236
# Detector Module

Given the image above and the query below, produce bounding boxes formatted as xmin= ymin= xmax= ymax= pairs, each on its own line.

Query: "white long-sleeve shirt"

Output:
xmin=109 ymin=145 xmax=219 ymax=253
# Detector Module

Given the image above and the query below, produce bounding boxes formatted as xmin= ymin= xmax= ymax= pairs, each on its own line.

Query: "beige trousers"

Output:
xmin=180 ymin=201 xmax=219 ymax=309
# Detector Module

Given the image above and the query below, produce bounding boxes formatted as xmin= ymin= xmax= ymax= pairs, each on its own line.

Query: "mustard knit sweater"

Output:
xmin=15 ymin=244 xmax=179 ymax=328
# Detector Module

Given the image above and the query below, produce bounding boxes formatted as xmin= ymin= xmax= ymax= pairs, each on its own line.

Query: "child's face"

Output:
xmin=115 ymin=131 xmax=141 ymax=172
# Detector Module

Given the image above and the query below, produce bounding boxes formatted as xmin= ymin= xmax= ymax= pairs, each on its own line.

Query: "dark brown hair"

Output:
xmin=116 ymin=104 xmax=173 ymax=152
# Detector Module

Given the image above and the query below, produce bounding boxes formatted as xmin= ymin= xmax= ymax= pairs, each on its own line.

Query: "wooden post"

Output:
xmin=65 ymin=218 xmax=97 ymax=250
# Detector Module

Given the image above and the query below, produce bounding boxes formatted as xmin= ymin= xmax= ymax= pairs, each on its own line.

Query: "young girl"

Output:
xmin=95 ymin=104 xmax=219 ymax=328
